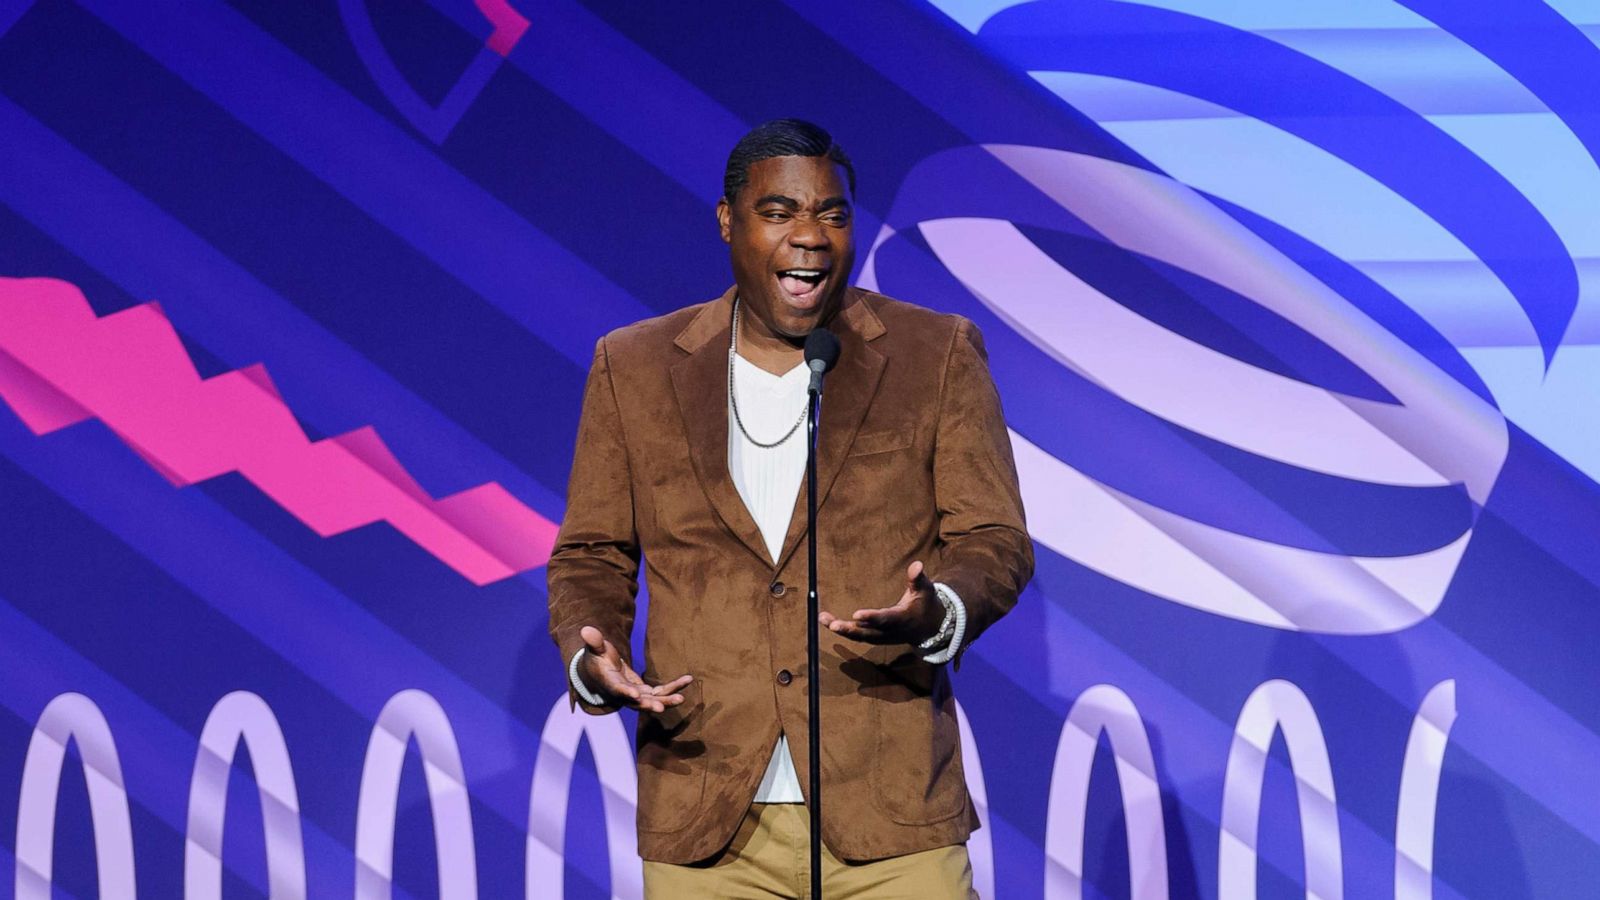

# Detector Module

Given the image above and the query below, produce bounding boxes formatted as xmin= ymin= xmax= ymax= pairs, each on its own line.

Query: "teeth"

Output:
xmin=781 ymin=269 xmax=825 ymax=277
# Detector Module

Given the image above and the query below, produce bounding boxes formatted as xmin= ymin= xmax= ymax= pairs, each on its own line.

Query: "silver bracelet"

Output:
xmin=919 ymin=595 xmax=957 ymax=650
xmin=920 ymin=583 xmax=968 ymax=664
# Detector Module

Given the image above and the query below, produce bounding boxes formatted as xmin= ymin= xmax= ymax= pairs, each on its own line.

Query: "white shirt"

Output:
xmin=727 ymin=354 xmax=812 ymax=802
xmin=570 ymin=350 xmax=966 ymax=805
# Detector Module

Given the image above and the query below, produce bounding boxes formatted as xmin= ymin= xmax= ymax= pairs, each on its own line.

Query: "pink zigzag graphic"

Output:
xmin=0 ymin=276 xmax=557 ymax=586
xmin=476 ymin=0 xmax=531 ymax=57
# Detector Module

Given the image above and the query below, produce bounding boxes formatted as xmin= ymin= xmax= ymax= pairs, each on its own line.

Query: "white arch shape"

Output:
xmin=869 ymin=141 xmax=1515 ymax=635
xmin=354 ymin=689 xmax=477 ymax=899
xmin=14 ymin=692 xmax=137 ymax=899
xmin=1044 ymin=684 xmax=1169 ymax=899
xmin=1395 ymin=681 xmax=1458 ymax=900
xmin=955 ymin=699 xmax=995 ymax=900
xmin=911 ymin=182 xmax=1503 ymax=633
xmin=1219 ymin=679 xmax=1343 ymax=900
xmin=184 ymin=690 xmax=306 ymax=898
xmin=526 ymin=693 xmax=640 ymax=900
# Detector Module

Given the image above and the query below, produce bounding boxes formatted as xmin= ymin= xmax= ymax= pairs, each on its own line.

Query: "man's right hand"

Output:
xmin=577 ymin=625 xmax=693 ymax=713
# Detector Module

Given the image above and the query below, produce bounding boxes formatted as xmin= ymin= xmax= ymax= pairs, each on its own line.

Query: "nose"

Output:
xmin=788 ymin=217 xmax=831 ymax=252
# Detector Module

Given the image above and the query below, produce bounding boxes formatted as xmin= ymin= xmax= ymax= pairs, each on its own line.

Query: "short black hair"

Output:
xmin=722 ymin=118 xmax=856 ymax=203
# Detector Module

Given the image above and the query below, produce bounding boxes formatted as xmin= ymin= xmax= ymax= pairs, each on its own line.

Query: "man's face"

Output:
xmin=717 ymin=155 xmax=855 ymax=340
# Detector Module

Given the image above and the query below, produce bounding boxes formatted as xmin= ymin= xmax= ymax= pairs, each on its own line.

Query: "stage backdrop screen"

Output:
xmin=2 ymin=0 xmax=1598 ymax=896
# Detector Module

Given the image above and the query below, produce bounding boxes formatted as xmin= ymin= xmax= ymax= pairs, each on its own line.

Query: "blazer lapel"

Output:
xmin=774 ymin=291 xmax=887 ymax=572
xmin=670 ymin=289 xmax=772 ymax=566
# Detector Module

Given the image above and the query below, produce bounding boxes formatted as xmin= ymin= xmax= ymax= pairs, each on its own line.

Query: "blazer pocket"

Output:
xmin=848 ymin=429 xmax=913 ymax=457
xmin=635 ymin=681 xmax=709 ymax=833
xmin=868 ymin=675 xmax=968 ymax=826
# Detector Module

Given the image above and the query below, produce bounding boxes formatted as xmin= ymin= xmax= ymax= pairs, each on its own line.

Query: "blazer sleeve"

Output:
xmin=930 ymin=317 xmax=1034 ymax=667
xmin=547 ymin=336 xmax=640 ymax=713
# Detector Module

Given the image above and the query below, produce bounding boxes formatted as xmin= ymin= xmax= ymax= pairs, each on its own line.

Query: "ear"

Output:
xmin=716 ymin=197 xmax=732 ymax=244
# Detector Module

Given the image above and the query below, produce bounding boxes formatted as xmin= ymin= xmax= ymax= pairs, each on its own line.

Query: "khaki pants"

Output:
xmin=642 ymin=803 xmax=977 ymax=899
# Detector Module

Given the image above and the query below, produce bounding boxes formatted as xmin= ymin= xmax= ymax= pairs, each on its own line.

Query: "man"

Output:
xmin=547 ymin=119 xmax=1032 ymax=898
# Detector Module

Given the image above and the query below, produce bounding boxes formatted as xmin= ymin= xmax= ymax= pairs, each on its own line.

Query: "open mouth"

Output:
xmin=776 ymin=268 xmax=829 ymax=304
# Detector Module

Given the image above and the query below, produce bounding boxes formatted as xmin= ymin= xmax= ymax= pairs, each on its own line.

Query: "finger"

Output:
xmin=906 ymin=560 xmax=932 ymax=591
xmin=580 ymin=625 xmax=606 ymax=654
xmin=818 ymin=611 xmax=839 ymax=628
xmin=651 ymin=674 xmax=694 ymax=695
xmin=608 ymin=682 xmax=643 ymax=703
xmin=851 ymin=605 xmax=905 ymax=624
xmin=827 ymin=618 xmax=890 ymax=643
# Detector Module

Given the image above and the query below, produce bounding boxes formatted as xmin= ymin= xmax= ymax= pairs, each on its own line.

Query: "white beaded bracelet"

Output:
xmin=568 ymin=647 xmax=609 ymax=707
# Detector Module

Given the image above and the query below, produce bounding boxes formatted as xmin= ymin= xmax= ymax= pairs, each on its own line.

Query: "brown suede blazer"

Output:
xmin=547 ymin=286 xmax=1033 ymax=864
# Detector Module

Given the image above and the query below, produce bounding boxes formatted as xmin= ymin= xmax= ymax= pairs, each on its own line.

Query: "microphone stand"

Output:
xmin=805 ymin=384 xmax=823 ymax=900
xmin=800 ymin=325 xmax=837 ymax=898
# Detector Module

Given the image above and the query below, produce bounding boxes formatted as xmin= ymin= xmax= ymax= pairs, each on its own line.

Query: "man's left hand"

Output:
xmin=819 ymin=560 xmax=946 ymax=646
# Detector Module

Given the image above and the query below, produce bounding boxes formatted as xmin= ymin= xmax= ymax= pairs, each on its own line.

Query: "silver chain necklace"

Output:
xmin=728 ymin=297 xmax=808 ymax=449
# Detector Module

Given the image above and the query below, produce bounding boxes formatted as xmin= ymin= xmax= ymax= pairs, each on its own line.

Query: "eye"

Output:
xmin=761 ymin=210 xmax=791 ymax=221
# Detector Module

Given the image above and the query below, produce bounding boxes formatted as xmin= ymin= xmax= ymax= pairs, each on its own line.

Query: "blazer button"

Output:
xmin=769 ymin=581 xmax=787 ymax=598
xmin=776 ymin=669 xmax=793 ymax=686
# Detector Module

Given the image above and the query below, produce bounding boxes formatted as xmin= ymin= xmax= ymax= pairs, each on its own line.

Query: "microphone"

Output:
xmin=804 ymin=328 xmax=841 ymax=394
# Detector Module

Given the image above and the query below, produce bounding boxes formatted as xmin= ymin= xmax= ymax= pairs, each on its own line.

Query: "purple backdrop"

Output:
xmin=3 ymin=0 xmax=1599 ymax=896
